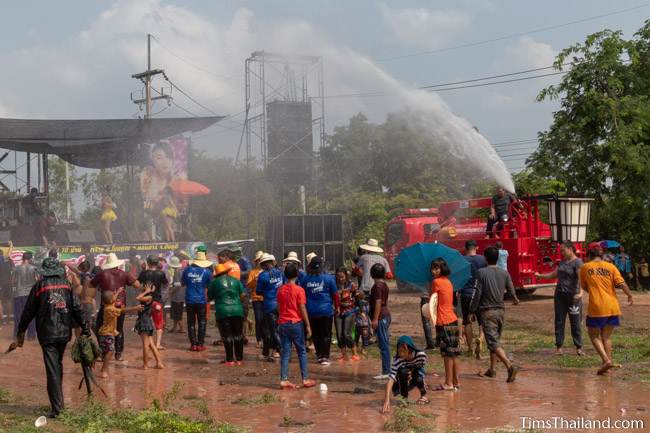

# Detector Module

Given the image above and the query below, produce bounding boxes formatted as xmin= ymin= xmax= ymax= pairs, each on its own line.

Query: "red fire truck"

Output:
xmin=385 ymin=196 xmax=584 ymax=293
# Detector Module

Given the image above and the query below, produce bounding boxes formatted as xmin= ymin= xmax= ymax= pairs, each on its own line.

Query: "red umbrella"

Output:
xmin=169 ymin=179 xmax=211 ymax=196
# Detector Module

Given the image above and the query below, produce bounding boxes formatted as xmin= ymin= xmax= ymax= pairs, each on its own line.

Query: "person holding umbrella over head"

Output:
xmin=11 ymin=257 xmax=90 ymax=419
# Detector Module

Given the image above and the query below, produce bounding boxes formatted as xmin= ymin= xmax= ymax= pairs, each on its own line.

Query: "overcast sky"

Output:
xmin=1 ymin=0 xmax=648 ymax=175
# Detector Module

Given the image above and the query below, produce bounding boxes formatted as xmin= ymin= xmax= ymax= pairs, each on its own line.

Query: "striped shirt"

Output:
xmin=388 ymin=351 xmax=427 ymax=381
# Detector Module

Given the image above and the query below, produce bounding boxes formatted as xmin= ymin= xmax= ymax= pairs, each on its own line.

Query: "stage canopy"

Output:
xmin=0 ymin=117 xmax=222 ymax=168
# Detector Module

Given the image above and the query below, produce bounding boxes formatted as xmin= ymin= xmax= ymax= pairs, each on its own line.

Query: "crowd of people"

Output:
xmin=5 ymin=233 xmax=638 ymax=419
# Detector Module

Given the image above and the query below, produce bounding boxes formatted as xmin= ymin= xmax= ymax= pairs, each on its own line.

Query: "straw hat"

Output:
xmin=192 ymin=251 xmax=213 ymax=268
xmin=360 ymin=238 xmax=384 ymax=254
xmin=101 ymin=253 xmax=124 ymax=270
xmin=282 ymin=251 xmax=301 ymax=264
xmin=169 ymin=256 xmax=182 ymax=268
xmin=305 ymin=252 xmax=317 ymax=265
xmin=259 ymin=253 xmax=276 ymax=264
xmin=253 ymin=251 xmax=264 ymax=262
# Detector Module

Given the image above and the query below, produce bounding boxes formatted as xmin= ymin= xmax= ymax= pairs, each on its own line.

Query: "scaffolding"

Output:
xmin=244 ymin=51 xmax=325 ymax=170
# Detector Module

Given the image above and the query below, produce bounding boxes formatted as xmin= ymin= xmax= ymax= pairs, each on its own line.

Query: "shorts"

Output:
xmin=171 ymin=301 xmax=184 ymax=321
xmin=460 ymin=293 xmax=479 ymax=326
xmin=98 ymin=335 xmax=115 ymax=355
xmin=435 ymin=321 xmax=461 ymax=357
xmin=151 ymin=301 xmax=164 ymax=330
xmin=586 ymin=315 xmax=620 ymax=329
xmin=480 ymin=308 xmax=504 ymax=353
xmin=81 ymin=303 xmax=95 ymax=327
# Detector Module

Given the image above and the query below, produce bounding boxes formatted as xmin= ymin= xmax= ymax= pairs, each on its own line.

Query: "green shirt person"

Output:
xmin=208 ymin=264 xmax=246 ymax=364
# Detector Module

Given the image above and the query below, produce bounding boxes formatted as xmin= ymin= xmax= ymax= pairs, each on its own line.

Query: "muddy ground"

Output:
xmin=1 ymin=286 xmax=649 ymax=432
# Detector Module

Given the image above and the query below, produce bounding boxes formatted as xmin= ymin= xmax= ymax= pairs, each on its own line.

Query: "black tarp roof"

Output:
xmin=0 ymin=117 xmax=222 ymax=168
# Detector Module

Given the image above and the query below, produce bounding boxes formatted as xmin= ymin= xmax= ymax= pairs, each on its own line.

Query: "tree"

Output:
xmin=47 ymin=156 xmax=78 ymax=220
xmin=530 ymin=22 xmax=650 ymax=256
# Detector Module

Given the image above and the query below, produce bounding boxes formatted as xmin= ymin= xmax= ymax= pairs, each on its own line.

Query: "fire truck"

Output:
xmin=385 ymin=196 xmax=586 ymax=293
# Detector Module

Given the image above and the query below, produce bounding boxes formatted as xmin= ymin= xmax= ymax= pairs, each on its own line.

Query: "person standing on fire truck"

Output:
xmin=486 ymin=187 xmax=517 ymax=238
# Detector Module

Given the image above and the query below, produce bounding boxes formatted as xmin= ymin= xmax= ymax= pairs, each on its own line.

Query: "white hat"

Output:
xmin=282 ymin=251 xmax=301 ymax=264
xmin=168 ymin=256 xmax=182 ymax=268
xmin=305 ymin=252 xmax=317 ymax=264
xmin=259 ymin=253 xmax=276 ymax=264
xmin=360 ymin=238 xmax=384 ymax=254
xmin=101 ymin=253 xmax=124 ymax=270
xmin=253 ymin=251 xmax=264 ymax=262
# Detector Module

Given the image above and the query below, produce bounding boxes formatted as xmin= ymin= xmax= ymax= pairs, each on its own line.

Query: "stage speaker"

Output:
xmin=0 ymin=231 xmax=10 ymax=244
xmin=66 ymin=229 xmax=96 ymax=244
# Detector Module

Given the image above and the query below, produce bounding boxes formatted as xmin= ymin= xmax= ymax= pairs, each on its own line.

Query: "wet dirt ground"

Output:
xmin=1 ymin=287 xmax=649 ymax=432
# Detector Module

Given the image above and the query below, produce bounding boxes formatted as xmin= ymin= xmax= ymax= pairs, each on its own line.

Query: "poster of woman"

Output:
xmin=139 ymin=137 xmax=209 ymax=241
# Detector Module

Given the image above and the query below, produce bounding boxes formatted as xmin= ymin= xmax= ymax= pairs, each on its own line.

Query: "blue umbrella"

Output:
xmin=599 ymin=240 xmax=621 ymax=249
xmin=395 ymin=242 xmax=471 ymax=292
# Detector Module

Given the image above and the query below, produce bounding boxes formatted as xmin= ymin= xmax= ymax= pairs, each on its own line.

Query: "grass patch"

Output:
xmin=231 ymin=392 xmax=279 ymax=406
xmin=384 ymin=401 xmax=433 ymax=433
xmin=280 ymin=416 xmax=314 ymax=427
xmin=0 ymin=389 xmax=10 ymax=405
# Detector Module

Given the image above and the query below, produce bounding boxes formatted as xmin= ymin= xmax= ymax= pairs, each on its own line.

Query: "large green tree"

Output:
xmin=47 ymin=156 xmax=78 ymax=220
xmin=530 ymin=21 xmax=650 ymax=256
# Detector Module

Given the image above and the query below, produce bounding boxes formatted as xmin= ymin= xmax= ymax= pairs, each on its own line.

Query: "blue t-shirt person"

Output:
xmin=461 ymin=254 xmax=488 ymax=296
xmin=300 ymin=272 xmax=338 ymax=317
xmin=256 ymin=267 xmax=286 ymax=313
xmin=182 ymin=265 xmax=212 ymax=304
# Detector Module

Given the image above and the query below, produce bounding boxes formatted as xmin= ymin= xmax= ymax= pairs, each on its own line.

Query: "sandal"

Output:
xmin=434 ymin=384 xmax=455 ymax=391
xmin=478 ymin=369 xmax=496 ymax=378
xmin=281 ymin=382 xmax=299 ymax=390
xmin=416 ymin=396 xmax=430 ymax=405
xmin=302 ymin=379 xmax=317 ymax=388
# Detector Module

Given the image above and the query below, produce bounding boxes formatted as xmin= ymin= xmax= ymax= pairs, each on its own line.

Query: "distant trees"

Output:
xmin=528 ymin=21 xmax=650 ymax=256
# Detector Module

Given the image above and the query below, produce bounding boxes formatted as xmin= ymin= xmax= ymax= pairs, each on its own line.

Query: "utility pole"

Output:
xmin=130 ymin=34 xmax=172 ymax=240
xmin=131 ymin=34 xmax=171 ymax=118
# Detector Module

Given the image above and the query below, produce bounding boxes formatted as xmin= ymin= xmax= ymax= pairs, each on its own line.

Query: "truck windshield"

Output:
xmin=386 ymin=223 xmax=405 ymax=247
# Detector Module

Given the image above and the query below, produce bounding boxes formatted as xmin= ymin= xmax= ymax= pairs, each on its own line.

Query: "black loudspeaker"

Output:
xmin=266 ymin=101 xmax=313 ymax=182
xmin=0 ymin=231 xmax=10 ymax=244
xmin=66 ymin=230 xmax=96 ymax=244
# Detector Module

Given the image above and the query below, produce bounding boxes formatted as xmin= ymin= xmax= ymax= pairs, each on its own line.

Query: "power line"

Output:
xmin=433 ymin=71 xmax=565 ymax=92
xmin=377 ymin=2 xmax=650 ymax=62
xmin=420 ymin=65 xmax=566 ymax=89
xmin=318 ymin=70 xmax=565 ymax=99
xmin=150 ymin=35 xmax=241 ymax=82
xmin=491 ymin=138 xmax=538 ymax=146
xmin=161 ymin=72 xmax=220 ymax=116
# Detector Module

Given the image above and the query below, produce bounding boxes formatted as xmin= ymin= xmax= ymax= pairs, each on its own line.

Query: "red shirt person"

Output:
xmin=91 ymin=253 xmax=141 ymax=360
xmin=276 ymin=263 xmax=315 ymax=389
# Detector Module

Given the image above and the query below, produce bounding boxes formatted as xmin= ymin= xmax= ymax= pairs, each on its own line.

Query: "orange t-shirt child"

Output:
xmin=431 ymin=276 xmax=458 ymax=326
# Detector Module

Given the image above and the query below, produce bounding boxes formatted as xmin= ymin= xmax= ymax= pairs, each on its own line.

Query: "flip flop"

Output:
xmin=478 ymin=369 xmax=496 ymax=378
xmin=281 ymin=382 xmax=299 ymax=390
xmin=302 ymin=379 xmax=317 ymax=388
xmin=597 ymin=362 xmax=613 ymax=375
xmin=434 ymin=384 xmax=455 ymax=391
xmin=416 ymin=396 xmax=430 ymax=405
xmin=507 ymin=366 xmax=520 ymax=383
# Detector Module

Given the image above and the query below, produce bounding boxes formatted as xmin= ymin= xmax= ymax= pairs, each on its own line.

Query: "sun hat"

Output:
xmin=169 ymin=256 xmax=182 ymax=268
xmin=360 ymin=238 xmax=384 ymax=254
xmin=259 ymin=253 xmax=276 ymax=264
xmin=282 ymin=251 xmax=301 ymax=264
xmin=101 ymin=253 xmax=124 ymax=270
xmin=192 ymin=251 xmax=213 ymax=268
xmin=253 ymin=251 xmax=264 ymax=262
xmin=214 ymin=263 xmax=230 ymax=277
xmin=39 ymin=257 xmax=65 ymax=277
xmin=305 ymin=252 xmax=317 ymax=265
